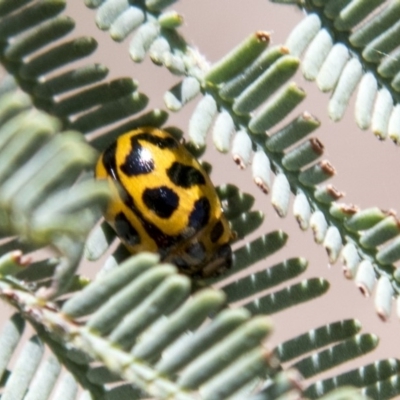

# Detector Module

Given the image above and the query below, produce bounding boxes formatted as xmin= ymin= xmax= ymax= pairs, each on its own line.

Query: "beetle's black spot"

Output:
xmin=185 ymin=242 xmax=206 ymax=262
xmin=167 ymin=162 xmax=206 ymax=188
xmin=210 ymin=220 xmax=224 ymax=243
xmin=143 ymin=186 xmax=179 ymax=219
xmin=143 ymin=222 xmax=179 ymax=257
xmin=134 ymin=132 xmax=178 ymax=149
xmin=101 ymin=141 xmax=118 ymax=180
xmin=120 ymin=146 xmax=154 ymax=176
xmin=188 ymin=197 xmax=210 ymax=230
xmin=102 ymin=140 xmax=180 ymax=253
xmin=122 ymin=189 xmax=180 ymax=252
xmin=120 ymin=132 xmax=177 ymax=176
xmin=114 ymin=212 xmax=141 ymax=246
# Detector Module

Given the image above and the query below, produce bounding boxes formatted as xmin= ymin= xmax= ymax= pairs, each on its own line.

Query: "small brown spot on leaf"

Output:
xmin=255 ymin=31 xmax=271 ymax=42
xmin=320 ymin=160 xmax=336 ymax=176
xmin=338 ymin=203 xmax=359 ymax=216
xmin=357 ymin=282 xmax=371 ymax=297
xmin=281 ymin=46 xmax=290 ymax=55
xmin=310 ymin=138 xmax=324 ymax=155
xmin=233 ymin=154 xmax=246 ymax=169
xmin=254 ymin=177 xmax=269 ymax=194
xmin=326 ymin=184 xmax=345 ymax=200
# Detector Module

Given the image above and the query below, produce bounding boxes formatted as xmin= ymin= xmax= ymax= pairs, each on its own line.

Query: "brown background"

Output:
xmin=2 ymin=0 xmax=399 ymax=394
xmin=70 ymin=0 xmax=400 ymax=380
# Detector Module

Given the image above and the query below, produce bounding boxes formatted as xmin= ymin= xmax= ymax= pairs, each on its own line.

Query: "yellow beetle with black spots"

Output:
xmin=95 ymin=127 xmax=233 ymax=277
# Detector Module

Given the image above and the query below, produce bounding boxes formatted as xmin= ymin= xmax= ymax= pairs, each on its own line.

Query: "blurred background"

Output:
xmin=68 ymin=0 xmax=400 ymax=375
xmin=3 ymin=0 xmax=399 ymax=388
